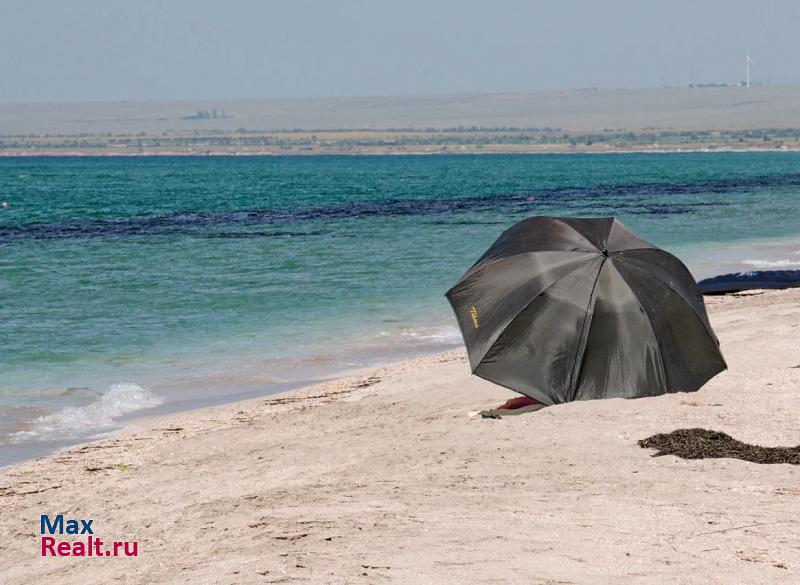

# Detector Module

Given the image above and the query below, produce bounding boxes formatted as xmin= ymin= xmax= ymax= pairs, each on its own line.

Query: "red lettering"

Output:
xmin=41 ymin=537 xmax=56 ymax=556
xmin=40 ymin=534 xmax=138 ymax=558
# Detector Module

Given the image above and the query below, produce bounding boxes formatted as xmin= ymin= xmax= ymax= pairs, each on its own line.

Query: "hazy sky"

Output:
xmin=1 ymin=0 xmax=797 ymax=102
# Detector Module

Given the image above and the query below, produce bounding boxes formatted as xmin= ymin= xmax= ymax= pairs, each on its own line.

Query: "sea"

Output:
xmin=2 ymin=152 xmax=800 ymax=464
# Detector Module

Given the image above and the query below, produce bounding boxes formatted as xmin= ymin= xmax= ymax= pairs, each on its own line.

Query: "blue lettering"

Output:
xmin=40 ymin=514 xmax=63 ymax=535
xmin=39 ymin=515 xmax=94 ymax=534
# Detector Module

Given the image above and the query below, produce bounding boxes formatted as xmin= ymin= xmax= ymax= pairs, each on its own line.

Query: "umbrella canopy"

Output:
xmin=446 ymin=216 xmax=726 ymax=405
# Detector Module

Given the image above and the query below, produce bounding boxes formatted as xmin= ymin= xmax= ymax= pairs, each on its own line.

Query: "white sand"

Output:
xmin=2 ymin=289 xmax=800 ymax=584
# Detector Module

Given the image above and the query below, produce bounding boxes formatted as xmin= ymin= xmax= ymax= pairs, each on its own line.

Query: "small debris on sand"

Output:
xmin=639 ymin=428 xmax=800 ymax=464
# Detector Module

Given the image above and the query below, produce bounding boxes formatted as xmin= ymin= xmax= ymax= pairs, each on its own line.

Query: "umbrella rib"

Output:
xmin=472 ymin=257 xmax=597 ymax=371
xmin=453 ymin=217 xmax=605 ymax=287
xmin=613 ymin=257 xmax=728 ymax=370
xmin=608 ymin=261 xmax=670 ymax=392
xmin=550 ymin=217 xmax=605 ymax=251
xmin=565 ymin=258 xmax=605 ymax=400
xmin=448 ymin=250 xmax=592 ymax=293
xmin=614 ymin=249 xmax=714 ymax=333
xmin=612 ymin=246 xmax=660 ymax=254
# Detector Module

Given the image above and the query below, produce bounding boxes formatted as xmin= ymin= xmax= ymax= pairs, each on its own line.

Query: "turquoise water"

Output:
xmin=2 ymin=152 xmax=800 ymax=458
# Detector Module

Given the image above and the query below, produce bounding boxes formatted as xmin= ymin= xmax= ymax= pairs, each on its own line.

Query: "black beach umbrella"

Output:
xmin=446 ymin=216 xmax=726 ymax=405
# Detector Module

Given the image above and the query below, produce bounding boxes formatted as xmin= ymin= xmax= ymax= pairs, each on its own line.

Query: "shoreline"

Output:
xmin=3 ymin=254 xmax=800 ymax=468
xmin=2 ymin=145 xmax=800 ymax=157
xmin=2 ymin=288 xmax=800 ymax=583
xmin=1 ymin=333 xmax=462 ymax=469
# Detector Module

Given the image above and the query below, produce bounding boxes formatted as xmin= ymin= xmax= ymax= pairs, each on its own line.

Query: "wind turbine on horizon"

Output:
xmin=744 ymin=50 xmax=754 ymax=87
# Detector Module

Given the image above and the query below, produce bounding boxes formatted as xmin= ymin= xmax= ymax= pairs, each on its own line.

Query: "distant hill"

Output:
xmin=1 ymin=86 xmax=800 ymax=136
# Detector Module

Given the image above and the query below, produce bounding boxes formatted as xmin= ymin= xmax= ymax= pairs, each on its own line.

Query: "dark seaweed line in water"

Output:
xmin=2 ymin=173 xmax=797 ymax=242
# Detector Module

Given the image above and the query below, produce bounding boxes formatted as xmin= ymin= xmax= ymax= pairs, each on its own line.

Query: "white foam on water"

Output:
xmin=374 ymin=326 xmax=461 ymax=345
xmin=10 ymin=383 xmax=163 ymax=443
xmin=739 ymin=258 xmax=800 ymax=268
xmin=376 ymin=325 xmax=461 ymax=347
xmin=398 ymin=325 xmax=463 ymax=344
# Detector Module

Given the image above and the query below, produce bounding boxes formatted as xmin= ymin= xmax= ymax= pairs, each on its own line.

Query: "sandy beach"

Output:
xmin=2 ymin=288 xmax=800 ymax=584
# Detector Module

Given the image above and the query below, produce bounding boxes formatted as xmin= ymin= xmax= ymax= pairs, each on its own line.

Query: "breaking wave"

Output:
xmin=10 ymin=383 xmax=163 ymax=443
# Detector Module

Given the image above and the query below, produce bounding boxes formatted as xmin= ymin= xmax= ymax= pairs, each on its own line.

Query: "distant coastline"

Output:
xmin=1 ymin=127 xmax=799 ymax=157
xmin=1 ymin=147 xmax=798 ymax=157
xmin=2 ymin=85 xmax=800 ymax=156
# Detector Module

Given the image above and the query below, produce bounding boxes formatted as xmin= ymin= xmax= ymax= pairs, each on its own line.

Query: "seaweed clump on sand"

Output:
xmin=639 ymin=428 xmax=800 ymax=465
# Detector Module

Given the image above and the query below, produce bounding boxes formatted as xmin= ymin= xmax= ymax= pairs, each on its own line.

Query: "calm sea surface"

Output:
xmin=2 ymin=153 xmax=800 ymax=461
